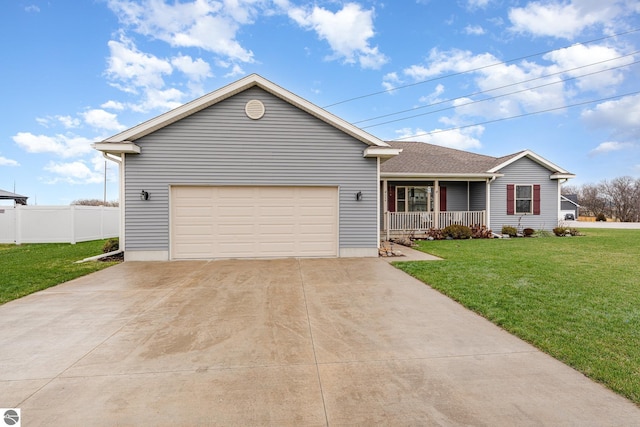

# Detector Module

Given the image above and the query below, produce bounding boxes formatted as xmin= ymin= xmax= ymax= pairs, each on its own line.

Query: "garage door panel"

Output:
xmin=171 ymin=186 xmax=337 ymax=259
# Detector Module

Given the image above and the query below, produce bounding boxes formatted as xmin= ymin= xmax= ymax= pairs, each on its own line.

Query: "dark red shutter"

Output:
xmin=388 ymin=186 xmax=396 ymax=212
xmin=439 ymin=187 xmax=447 ymax=211
xmin=533 ymin=184 xmax=541 ymax=215
xmin=506 ymin=184 xmax=515 ymax=215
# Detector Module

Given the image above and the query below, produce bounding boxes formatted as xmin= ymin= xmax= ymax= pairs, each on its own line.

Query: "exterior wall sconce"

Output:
xmin=140 ymin=190 xmax=149 ymax=201
xmin=356 ymin=191 xmax=363 ymax=201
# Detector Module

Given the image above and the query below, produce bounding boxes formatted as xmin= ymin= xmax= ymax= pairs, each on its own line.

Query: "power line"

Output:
xmin=355 ymin=50 xmax=640 ymax=126
xmin=323 ymin=27 xmax=640 ymax=108
xmin=392 ymin=89 xmax=640 ymax=141
xmin=360 ymin=57 xmax=640 ymax=129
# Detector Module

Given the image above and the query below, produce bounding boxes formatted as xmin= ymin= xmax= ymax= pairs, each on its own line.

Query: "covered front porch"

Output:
xmin=381 ymin=179 xmax=492 ymax=238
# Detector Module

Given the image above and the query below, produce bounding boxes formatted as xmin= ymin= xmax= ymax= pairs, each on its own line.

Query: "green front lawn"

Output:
xmin=395 ymin=228 xmax=640 ymax=405
xmin=0 ymin=240 xmax=119 ymax=304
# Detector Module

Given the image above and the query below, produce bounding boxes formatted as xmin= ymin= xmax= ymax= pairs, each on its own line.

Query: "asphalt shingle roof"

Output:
xmin=381 ymin=141 xmax=523 ymax=175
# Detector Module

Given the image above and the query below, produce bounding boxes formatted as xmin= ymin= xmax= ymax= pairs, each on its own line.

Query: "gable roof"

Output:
xmin=96 ymin=74 xmax=393 ymax=152
xmin=381 ymin=141 xmax=575 ymax=179
xmin=0 ymin=189 xmax=28 ymax=205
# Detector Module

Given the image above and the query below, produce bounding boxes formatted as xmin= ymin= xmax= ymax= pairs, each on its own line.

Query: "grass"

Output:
xmin=394 ymin=228 xmax=640 ymax=405
xmin=0 ymin=240 xmax=120 ymax=304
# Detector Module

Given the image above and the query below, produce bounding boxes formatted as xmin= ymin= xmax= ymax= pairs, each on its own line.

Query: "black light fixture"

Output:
xmin=140 ymin=190 xmax=149 ymax=201
xmin=356 ymin=191 xmax=363 ymax=201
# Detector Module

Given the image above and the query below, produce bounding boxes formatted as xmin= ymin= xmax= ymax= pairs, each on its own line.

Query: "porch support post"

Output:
xmin=383 ymin=179 xmax=388 ymax=240
xmin=486 ymin=178 xmax=491 ymax=230
xmin=434 ymin=180 xmax=440 ymax=229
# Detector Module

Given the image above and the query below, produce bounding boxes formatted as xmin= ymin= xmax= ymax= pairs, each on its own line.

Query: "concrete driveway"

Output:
xmin=2 ymin=258 xmax=639 ymax=426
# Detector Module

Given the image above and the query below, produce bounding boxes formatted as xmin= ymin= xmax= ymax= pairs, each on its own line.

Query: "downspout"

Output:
xmin=102 ymin=152 xmax=125 ymax=254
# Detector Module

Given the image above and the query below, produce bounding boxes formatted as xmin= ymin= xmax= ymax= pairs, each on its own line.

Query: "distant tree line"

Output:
xmin=563 ymin=176 xmax=640 ymax=222
xmin=71 ymin=199 xmax=119 ymax=207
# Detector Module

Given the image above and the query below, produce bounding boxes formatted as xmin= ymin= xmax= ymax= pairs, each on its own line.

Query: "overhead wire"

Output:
xmin=392 ymin=89 xmax=640 ymax=141
xmin=354 ymin=50 xmax=640 ymax=126
xmin=322 ymin=27 xmax=640 ymax=108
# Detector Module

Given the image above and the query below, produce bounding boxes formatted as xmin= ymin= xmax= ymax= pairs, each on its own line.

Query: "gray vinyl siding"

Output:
xmin=440 ymin=181 xmax=467 ymax=211
xmin=469 ymin=182 xmax=486 ymax=211
xmin=490 ymin=157 xmax=559 ymax=231
xmin=124 ymin=86 xmax=378 ymax=252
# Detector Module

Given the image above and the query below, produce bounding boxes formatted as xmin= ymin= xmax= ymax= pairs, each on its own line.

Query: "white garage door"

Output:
xmin=171 ymin=186 xmax=338 ymax=259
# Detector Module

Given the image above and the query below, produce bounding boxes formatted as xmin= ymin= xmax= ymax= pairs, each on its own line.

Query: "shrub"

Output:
xmin=534 ymin=229 xmax=554 ymax=238
xmin=596 ymin=213 xmax=607 ymax=222
xmin=471 ymin=226 xmax=494 ymax=239
xmin=442 ymin=224 xmax=472 ymax=239
xmin=501 ymin=225 xmax=518 ymax=237
xmin=523 ymin=228 xmax=535 ymax=237
xmin=553 ymin=226 xmax=567 ymax=236
xmin=103 ymin=238 xmax=119 ymax=253
xmin=424 ymin=228 xmax=444 ymax=240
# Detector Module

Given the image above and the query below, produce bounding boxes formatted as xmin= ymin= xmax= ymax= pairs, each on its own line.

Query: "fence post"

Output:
xmin=15 ymin=204 xmax=22 ymax=245
xmin=70 ymin=205 xmax=76 ymax=244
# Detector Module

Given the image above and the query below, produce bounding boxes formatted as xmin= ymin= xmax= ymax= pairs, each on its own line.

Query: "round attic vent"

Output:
xmin=245 ymin=99 xmax=265 ymax=120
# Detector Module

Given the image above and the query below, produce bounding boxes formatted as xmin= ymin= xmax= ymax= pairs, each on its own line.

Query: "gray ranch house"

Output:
xmin=380 ymin=142 xmax=575 ymax=238
xmin=94 ymin=74 xmax=574 ymax=261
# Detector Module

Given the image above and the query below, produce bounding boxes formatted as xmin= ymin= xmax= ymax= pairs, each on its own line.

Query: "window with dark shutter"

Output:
xmin=506 ymin=184 xmax=515 ymax=215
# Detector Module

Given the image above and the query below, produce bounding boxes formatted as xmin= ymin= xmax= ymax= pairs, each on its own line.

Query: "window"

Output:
xmin=507 ymin=184 xmax=541 ymax=215
xmin=515 ymin=185 xmax=532 ymax=214
xmin=396 ymin=186 xmax=431 ymax=212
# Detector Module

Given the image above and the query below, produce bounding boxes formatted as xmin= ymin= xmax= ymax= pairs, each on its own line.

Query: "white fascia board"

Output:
xmin=551 ymin=173 xmax=576 ymax=180
xmin=381 ymin=172 xmax=502 ymax=180
xmin=101 ymin=74 xmax=389 ymax=148
xmin=363 ymin=147 xmax=402 ymax=159
xmin=488 ymin=150 xmax=570 ymax=174
xmin=92 ymin=142 xmax=141 ymax=154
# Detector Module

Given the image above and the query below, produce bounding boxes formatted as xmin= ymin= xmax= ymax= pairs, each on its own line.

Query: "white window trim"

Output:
xmin=515 ymin=184 xmax=533 ymax=215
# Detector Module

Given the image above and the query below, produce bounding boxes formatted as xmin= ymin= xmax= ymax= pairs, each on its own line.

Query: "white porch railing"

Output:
xmin=385 ymin=210 xmax=486 ymax=231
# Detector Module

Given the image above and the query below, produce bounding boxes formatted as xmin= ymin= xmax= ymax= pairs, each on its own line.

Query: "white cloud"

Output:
xmin=101 ymin=100 xmax=126 ymax=110
xmin=543 ymin=43 xmax=634 ymax=93
xmin=581 ymin=93 xmax=640 ymax=136
xmin=590 ymin=141 xmax=635 ymax=155
xmin=106 ymin=35 xmax=173 ymax=92
xmin=44 ymin=160 xmax=104 ymax=184
xmin=382 ymin=72 xmax=401 ymax=92
xmin=464 ymin=25 xmax=485 ymax=35
xmin=25 ymin=5 xmax=40 ymax=13
xmin=107 ymin=0 xmax=255 ymax=63
xmin=394 ymin=125 xmax=484 ymax=150
xmin=467 ymin=0 xmax=490 ymax=8
xmin=129 ymin=87 xmax=185 ymax=113
xmin=289 ymin=3 xmax=387 ymax=69
xmin=171 ymin=54 xmax=212 ymax=81
xmin=418 ymin=84 xmax=445 ymax=104
xmin=81 ymin=109 xmax=126 ymax=131
xmin=57 ymin=115 xmax=81 ymax=128
xmin=508 ymin=0 xmax=630 ymax=39
xmin=13 ymin=132 xmax=94 ymax=158
xmin=0 ymin=156 xmax=19 ymax=167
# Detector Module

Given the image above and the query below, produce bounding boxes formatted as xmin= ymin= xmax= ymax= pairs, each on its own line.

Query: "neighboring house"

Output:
xmin=380 ymin=141 xmax=575 ymax=237
xmin=560 ymin=194 xmax=580 ymax=220
xmin=94 ymin=74 xmax=400 ymax=261
xmin=94 ymin=74 xmax=574 ymax=261
xmin=0 ymin=189 xmax=28 ymax=205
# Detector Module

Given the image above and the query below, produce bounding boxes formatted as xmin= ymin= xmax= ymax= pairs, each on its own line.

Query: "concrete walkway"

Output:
xmin=2 ymin=258 xmax=638 ymax=426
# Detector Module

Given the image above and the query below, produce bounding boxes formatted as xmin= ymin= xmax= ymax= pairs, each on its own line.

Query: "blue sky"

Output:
xmin=1 ymin=0 xmax=639 ymax=205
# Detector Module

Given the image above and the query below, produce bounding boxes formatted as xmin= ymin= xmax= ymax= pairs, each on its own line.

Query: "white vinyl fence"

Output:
xmin=0 ymin=205 xmax=119 ymax=244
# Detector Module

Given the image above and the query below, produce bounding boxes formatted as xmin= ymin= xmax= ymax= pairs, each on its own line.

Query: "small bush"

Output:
xmin=534 ymin=229 xmax=554 ymax=238
xmin=471 ymin=226 xmax=494 ymax=239
xmin=553 ymin=227 xmax=582 ymax=237
xmin=103 ymin=238 xmax=119 ymax=253
xmin=442 ymin=224 xmax=472 ymax=239
xmin=523 ymin=228 xmax=535 ymax=237
xmin=596 ymin=213 xmax=607 ymax=222
xmin=501 ymin=225 xmax=518 ymax=237
xmin=424 ymin=228 xmax=444 ymax=240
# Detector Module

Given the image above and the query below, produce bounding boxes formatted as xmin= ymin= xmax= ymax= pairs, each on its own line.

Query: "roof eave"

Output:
xmin=364 ymin=147 xmax=402 ymax=159
xmin=92 ymin=142 xmax=141 ymax=154
xmin=381 ymin=172 xmax=503 ymax=180
xmin=488 ymin=150 xmax=571 ymax=174
xmin=551 ymin=173 xmax=576 ymax=180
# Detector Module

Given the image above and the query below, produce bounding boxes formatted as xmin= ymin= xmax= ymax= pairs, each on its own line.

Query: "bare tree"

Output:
xmin=71 ymin=199 xmax=119 ymax=207
xmin=577 ymin=183 xmax=609 ymax=218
